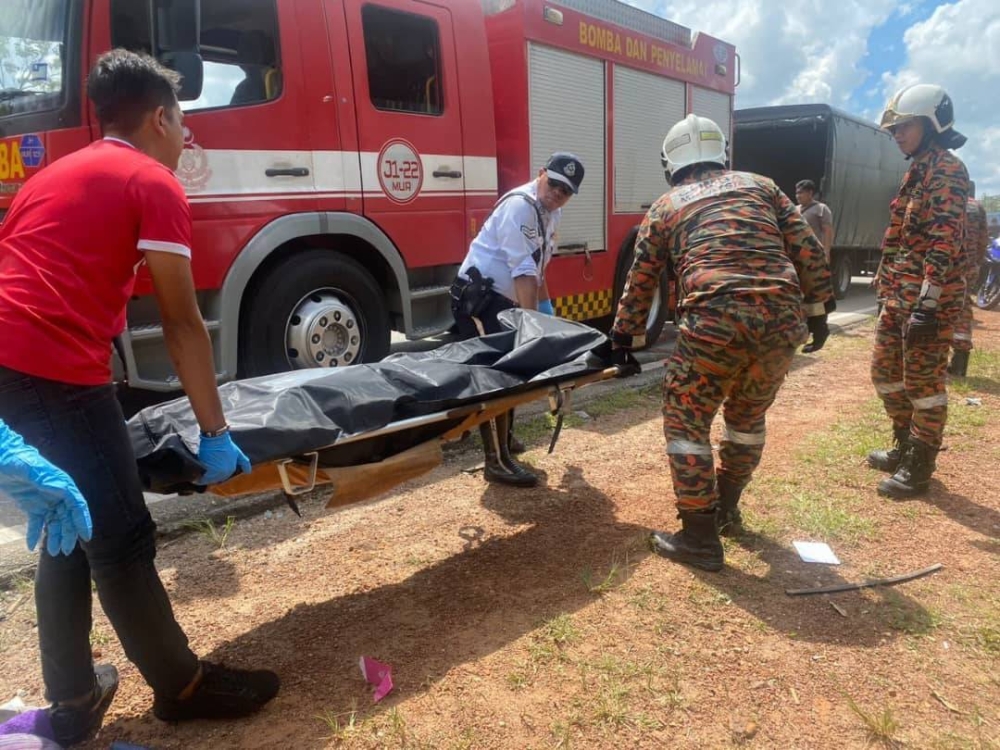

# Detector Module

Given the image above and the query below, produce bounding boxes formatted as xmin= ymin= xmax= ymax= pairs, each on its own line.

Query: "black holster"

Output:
xmin=450 ymin=266 xmax=496 ymax=319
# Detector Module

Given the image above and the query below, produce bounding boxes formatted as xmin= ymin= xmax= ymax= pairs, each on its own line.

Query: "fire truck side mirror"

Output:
xmin=151 ymin=0 xmax=204 ymax=101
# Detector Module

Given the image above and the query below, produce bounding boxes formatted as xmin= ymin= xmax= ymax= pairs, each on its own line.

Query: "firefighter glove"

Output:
xmin=905 ymin=307 xmax=939 ymax=347
xmin=0 ymin=419 xmax=93 ymax=556
xmin=801 ymin=314 xmax=830 ymax=353
xmin=197 ymin=429 xmax=252 ymax=485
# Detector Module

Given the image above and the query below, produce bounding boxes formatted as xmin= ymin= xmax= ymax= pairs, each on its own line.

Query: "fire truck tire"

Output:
xmin=831 ymin=251 xmax=852 ymax=300
xmin=239 ymin=251 xmax=391 ymax=376
xmin=611 ymin=228 xmax=669 ymax=349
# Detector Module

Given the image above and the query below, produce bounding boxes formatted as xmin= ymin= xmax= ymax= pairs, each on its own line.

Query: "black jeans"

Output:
xmin=0 ymin=366 xmax=199 ymax=702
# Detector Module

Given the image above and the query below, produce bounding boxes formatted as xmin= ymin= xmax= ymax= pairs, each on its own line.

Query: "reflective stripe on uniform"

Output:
xmin=911 ymin=393 xmax=948 ymax=410
xmin=803 ymin=302 xmax=826 ymax=317
xmin=666 ymin=440 xmax=714 ymax=455
xmin=875 ymin=381 xmax=906 ymax=395
xmin=721 ymin=425 xmax=766 ymax=445
xmin=953 ymin=332 xmax=972 ymax=342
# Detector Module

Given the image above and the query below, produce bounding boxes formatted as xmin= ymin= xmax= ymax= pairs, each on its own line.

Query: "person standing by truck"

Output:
xmin=795 ymin=179 xmax=834 ymax=261
xmin=0 ymin=50 xmax=279 ymax=745
xmin=868 ymin=84 xmax=970 ymax=498
xmin=948 ymin=182 xmax=990 ymax=377
xmin=611 ymin=114 xmax=833 ymax=571
xmin=450 ymin=153 xmax=584 ymax=488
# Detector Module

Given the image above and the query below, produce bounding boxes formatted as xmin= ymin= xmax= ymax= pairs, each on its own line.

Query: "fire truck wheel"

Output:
xmin=239 ymin=251 xmax=390 ymax=376
xmin=831 ymin=251 xmax=852 ymax=300
xmin=611 ymin=228 xmax=669 ymax=349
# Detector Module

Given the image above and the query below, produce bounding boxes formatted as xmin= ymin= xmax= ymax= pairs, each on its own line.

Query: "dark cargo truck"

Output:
xmin=732 ymin=104 xmax=908 ymax=299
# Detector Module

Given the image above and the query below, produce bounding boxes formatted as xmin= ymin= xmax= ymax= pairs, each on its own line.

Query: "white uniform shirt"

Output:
xmin=457 ymin=180 xmax=561 ymax=302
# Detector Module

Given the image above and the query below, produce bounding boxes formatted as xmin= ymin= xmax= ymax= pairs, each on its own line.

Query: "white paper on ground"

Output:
xmin=793 ymin=541 xmax=841 ymax=565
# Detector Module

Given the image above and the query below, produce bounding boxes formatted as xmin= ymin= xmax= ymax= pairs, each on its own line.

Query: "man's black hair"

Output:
xmin=669 ymin=162 xmax=724 ymax=187
xmin=795 ymin=179 xmax=817 ymax=193
xmin=87 ymin=49 xmax=181 ymax=133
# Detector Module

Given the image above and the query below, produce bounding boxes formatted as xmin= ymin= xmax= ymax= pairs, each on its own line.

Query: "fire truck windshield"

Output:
xmin=0 ymin=0 xmax=69 ymax=119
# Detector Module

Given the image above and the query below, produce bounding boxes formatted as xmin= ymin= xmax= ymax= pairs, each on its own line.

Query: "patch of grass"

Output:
xmin=581 ymin=385 xmax=657 ymax=418
xmin=971 ymin=626 xmax=1000 ymax=656
xmin=592 ymin=677 xmax=632 ymax=727
xmin=542 ymin=613 xmax=580 ymax=647
xmin=845 ymin=694 xmax=902 ymax=747
xmin=581 ymin=535 xmax=646 ymax=593
xmin=506 ymin=667 xmax=531 ymax=691
xmin=317 ymin=702 xmax=360 ymax=741
xmin=89 ymin=627 xmax=112 ymax=647
xmin=882 ymin=591 xmax=942 ymax=636
xmin=184 ymin=516 xmax=236 ymax=549
xmin=787 ymin=489 xmax=876 ymax=543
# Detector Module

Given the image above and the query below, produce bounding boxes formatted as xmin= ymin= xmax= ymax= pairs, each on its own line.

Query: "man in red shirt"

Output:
xmin=0 ymin=50 xmax=278 ymax=745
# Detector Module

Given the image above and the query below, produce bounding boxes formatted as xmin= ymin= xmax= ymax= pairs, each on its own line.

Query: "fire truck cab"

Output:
xmin=0 ymin=0 xmax=736 ymax=391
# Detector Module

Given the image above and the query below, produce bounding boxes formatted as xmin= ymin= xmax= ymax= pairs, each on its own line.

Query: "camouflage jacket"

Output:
xmin=877 ymin=144 xmax=969 ymax=318
xmin=962 ymin=197 xmax=989 ymax=288
xmin=612 ymin=170 xmax=833 ymax=347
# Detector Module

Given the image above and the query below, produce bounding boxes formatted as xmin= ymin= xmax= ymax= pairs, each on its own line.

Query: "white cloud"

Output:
xmin=883 ymin=0 xmax=1000 ymax=194
xmin=623 ymin=0 xmax=1000 ymax=194
xmin=623 ymin=0 xmax=896 ymax=108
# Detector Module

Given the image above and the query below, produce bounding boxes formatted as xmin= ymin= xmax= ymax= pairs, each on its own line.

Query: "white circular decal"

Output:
xmin=377 ymin=139 xmax=423 ymax=204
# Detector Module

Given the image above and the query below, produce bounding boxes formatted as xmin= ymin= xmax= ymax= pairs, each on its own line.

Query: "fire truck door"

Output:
xmin=343 ymin=0 xmax=466 ymax=267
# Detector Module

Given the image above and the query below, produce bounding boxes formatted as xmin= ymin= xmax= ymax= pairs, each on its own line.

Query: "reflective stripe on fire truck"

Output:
xmin=180 ymin=149 xmax=497 ymax=202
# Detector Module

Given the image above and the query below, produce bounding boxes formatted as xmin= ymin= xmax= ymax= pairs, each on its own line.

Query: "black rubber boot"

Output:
xmin=481 ymin=414 xmax=538 ymax=487
xmin=878 ymin=439 xmax=937 ymax=498
xmin=947 ymin=350 xmax=970 ymax=377
xmin=649 ymin=509 xmax=724 ymax=572
xmin=867 ymin=426 xmax=910 ymax=473
xmin=716 ymin=476 xmax=745 ymax=537
xmin=507 ymin=409 xmax=526 ymax=454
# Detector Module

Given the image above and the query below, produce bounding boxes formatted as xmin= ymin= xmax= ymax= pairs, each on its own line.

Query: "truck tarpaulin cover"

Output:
xmin=129 ymin=310 xmax=608 ymax=493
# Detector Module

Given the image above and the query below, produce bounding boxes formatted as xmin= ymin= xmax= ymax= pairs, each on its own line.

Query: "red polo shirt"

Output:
xmin=0 ymin=139 xmax=192 ymax=385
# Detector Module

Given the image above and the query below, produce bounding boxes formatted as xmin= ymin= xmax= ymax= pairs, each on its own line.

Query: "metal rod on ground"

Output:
xmin=784 ymin=563 xmax=944 ymax=596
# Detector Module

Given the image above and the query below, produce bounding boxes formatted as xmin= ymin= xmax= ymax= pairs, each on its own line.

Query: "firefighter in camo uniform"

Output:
xmin=611 ymin=114 xmax=834 ymax=572
xmin=868 ymin=84 xmax=970 ymax=499
xmin=948 ymin=183 xmax=989 ymax=377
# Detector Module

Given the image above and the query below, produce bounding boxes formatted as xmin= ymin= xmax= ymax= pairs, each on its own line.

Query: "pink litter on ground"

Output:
xmin=358 ymin=656 xmax=394 ymax=703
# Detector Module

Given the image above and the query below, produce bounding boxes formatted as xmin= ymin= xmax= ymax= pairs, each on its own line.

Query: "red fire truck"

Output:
xmin=0 ymin=0 xmax=736 ymax=392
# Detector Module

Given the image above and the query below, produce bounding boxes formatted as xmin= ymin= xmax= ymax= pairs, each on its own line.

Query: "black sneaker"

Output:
xmin=153 ymin=661 xmax=280 ymax=722
xmin=49 ymin=663 xmax=119 ymax=747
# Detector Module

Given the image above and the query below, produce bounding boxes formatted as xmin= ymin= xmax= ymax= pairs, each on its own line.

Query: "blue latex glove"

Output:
xmin=0 ymin=419 xmax=93 ymax=555
xmin=197 ymin=430 xmax=251 ymax=485
xmin=537 ymin=299 xmax=555 ymax=316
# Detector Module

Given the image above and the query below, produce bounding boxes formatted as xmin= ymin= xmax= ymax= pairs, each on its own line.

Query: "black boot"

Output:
xmin=507 ymin=409 xmax=526 ymax=454
xmin=948 ymin=350 xmax=970 ymax=377
xmin=867 ymin=426 xmax=910 ymax=473
xmin=716 ymin=476 xmax=744 ymax=537
xmin=649 ymin=509 xmax=724 ymax=571
xmin=481 ymin=414 xmax=538 ymax=487
xmin=878 ymin=439 xmax=937 ymax=498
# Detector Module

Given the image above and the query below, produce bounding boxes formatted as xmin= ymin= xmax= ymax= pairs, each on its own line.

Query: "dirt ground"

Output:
xmin=2 ymin=311 xmax=999 ymax=749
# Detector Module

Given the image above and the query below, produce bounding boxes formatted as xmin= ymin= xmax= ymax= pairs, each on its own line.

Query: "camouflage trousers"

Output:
xmin=952 ymin=297 xmax=974 ymax=352
xmin=871 ymin=306 xmax=952 ymax=448
xmin=662 ymin=306 xmax=807 ymax=512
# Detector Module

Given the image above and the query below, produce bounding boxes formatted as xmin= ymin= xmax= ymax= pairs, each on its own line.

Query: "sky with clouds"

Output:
xmin=623 ymin=0 xmax=1000 ymax=196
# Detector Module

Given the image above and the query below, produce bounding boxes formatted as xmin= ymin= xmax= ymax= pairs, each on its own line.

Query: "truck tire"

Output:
xmin=611 ymin=228 xmax=670 ymax=349
xmin=239 ymin=250 xmax=391 ymax=377
xmin=830 ymin=251 xmax=852 ymax=300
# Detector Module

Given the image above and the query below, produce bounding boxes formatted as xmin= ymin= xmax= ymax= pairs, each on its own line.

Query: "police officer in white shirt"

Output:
xmin=450 ymin=152 xmax=585 ymax=486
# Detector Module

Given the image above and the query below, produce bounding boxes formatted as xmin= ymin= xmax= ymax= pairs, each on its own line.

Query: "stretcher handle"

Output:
xmin=276 ymin=452 xmax=319 ymax=496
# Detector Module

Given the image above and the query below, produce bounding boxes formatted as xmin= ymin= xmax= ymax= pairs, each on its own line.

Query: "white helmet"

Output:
xmin=661 ymin=114 xmax=727 ymax=181
xmin=880 ymin=84 xmax=965 ymax=148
